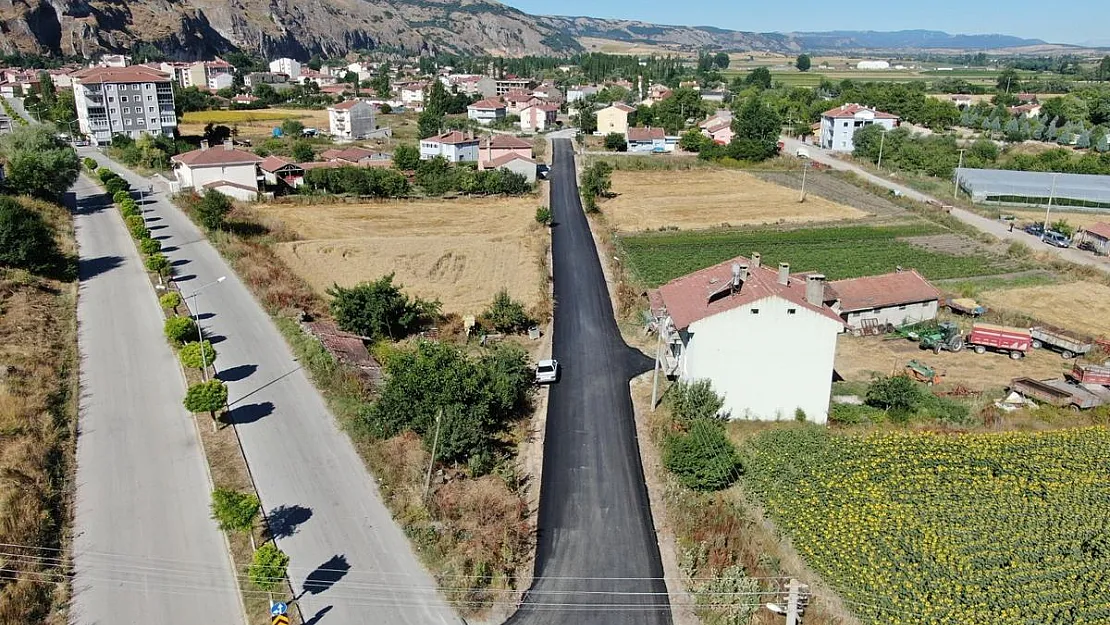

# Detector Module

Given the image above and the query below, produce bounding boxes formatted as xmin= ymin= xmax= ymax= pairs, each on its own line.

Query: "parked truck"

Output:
xmin=966 ymin=323 xmax=1031 ymax=359
xmin=1030 ymin=326 xmax=1092 ymax=359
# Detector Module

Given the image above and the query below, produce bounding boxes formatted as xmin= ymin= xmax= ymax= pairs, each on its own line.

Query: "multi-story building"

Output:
xmin=183 ymin=59 xmax=233 ymax=90
xmin=99 ymin=54 xmax=131 ymax=68
xmin=244 ymin=72 xmax=290 ymax=89
xmin=419 ymin=131 xmax=480 ymax=162
xmin=269 ymin=58 xmax=301 ymax=80
xmin=495 ymin=77 xmax=531 ymax=96
xmin=443 ymin=74 xmax=497 ymax=98
xmin=466 ymin=98 xmax=506 ymax=125
xmin=159 ymin=62 xmax=191 ymax=87
xmin=819 ymin=103 xmax=899 ymax=152
xmin=328 ymin=99 xmax=377 ymax=140
xmin=72 ymin=66 xmax=177 ymax=145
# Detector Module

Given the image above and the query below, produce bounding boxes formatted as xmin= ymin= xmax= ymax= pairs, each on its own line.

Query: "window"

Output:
xmin=108 ymin=96 xmax=115 ymax=102
xmin=150 ymin=118 xmax=158 ymax=126
xmin=133 ymin=84 xmax=140 ymax=91
xmin=122 ymin=107 xmax=129 ymax=114
xmin=750 ymin=308 xmax=760 ymax=315
xmin=842 ymin=121 xmax=849 ymax=127
xmin=120 ymin=96 xmax=128 ymax=103
xmin=107 ymin=84 xmax=115 ymax=90
xmin=110 ymin=108 xmax=117 ymax=114
xmin=147 ymin=95 xmax=153 ymax=101
xmin=787 ymin=308 xmax=797 ymax=315
xmin=136 ymin=119 xmax=144 ymax=126
xmin=125 ymin=119 xmax=132 ymax=126
xmin=148 ymin=106 xmax=155 ymax=113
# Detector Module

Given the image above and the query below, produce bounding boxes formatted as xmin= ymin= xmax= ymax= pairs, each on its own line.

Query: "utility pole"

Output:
xmin=1042 ymin=172 xmax=1059 ymax=239
xmin=184 ymin=276 xmax=226 ymax=382
xmin=953 ymin=149 xmax=966 ymax=201
xmin=785 ymin=578 xmax=808 ymax=625
xmin=423 ymin=408 xmax=443 ymax=500
xmin=799 ymin=159 xmax=809 ymax=203
xmin=650 ymin=318 xmax=665 ymax=411
xmin=876 ymin=129 xmax=886 ymax=171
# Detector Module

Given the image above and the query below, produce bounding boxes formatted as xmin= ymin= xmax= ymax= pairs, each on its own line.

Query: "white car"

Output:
xmin=535 ymin=359 xmax=559 ymax=384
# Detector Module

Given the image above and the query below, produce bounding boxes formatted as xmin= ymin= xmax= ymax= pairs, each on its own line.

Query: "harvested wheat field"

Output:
xmin=979 ymin=281 xmax=1110 ymax=339
xmin=1008 ymin=209 xmax=1110 ymax=231
xmin=178 ymin=108 xmax=330 ymax=139
xmin=602 ymin=169 xmax=868 ymax=232
xmin=257 ymin=197 xmax=545 ymax=316
xmin=836 ymin=334 xmax=1070 ymax=391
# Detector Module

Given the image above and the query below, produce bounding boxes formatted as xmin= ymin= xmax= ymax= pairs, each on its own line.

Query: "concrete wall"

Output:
xmin=843 ymin=300 xmax=938 ymax=330
xmin=177 ymin=162 xmax=258 ymax=196
xmin=820 ymin=115 xmax=897 ymax=151
xmin=468 ymin=108 xmax=504 ymax=125
xmin=679 ymin=295 xmax=840 ymax=423
xmin=597 ymin=107 xmax=629 ymax=136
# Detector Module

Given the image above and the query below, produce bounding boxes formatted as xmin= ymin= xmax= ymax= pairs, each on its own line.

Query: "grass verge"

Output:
xmin=0 ymin=197 xmax=78 ymax=625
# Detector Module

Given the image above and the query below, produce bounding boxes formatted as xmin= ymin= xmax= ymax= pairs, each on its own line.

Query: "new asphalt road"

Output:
xmin=69 ymin=175 xmax=243 ymax=624
xmin=509 ymin=139 xmax=672 ymax=625
xmin=80 ymin=148 xmax=459 ymax=625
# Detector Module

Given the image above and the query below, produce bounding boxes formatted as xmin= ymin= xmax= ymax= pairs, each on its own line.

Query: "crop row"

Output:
xmin=740 ymin=426 xmax=1110 ymax=625
xmin=618 ymin=225 xmax=1013 ymax=286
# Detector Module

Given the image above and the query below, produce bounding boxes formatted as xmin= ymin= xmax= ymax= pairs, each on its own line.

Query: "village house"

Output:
xmin=627 ymin=126 xmax=673 ymax=153
xmin=183 ymin=59 xmax=233 ymax=90
xmin=650 ymin=254 xmax=844 ymax=423
xmin=826 ymin=270 xmax=940 ymax=332
xmin=701 ymin=117 xmax=734 ymax=145
xmin=531 ymin=82 xmax=564 ymax=105
xmin=419 ymin=130 xmax=480 ymax=162
xmin=258 ymin=155 xmax=305 ymax=188
xmin=1009 ymin=103 xmax=1042 ymax=119
xmin=158 ymin=62 xmax=191 ymax=87
xmin=232 ymin=94 xmax=259 ymax=106
xmin=504 ymin=91 xmax=542 ymax=114
xmin=597 ymin=103 xmax=635 ymax=136
xmin=479 ymin=135 xmax=533 ymax=162
xmin=819 ymin=103 xmax=899 ymax=152
xmin=319 ymin=146 xmax=391 ymax=166
xmin=1078 ymin=222 xmax=1110 ymax=256
xmin=950 ymin=94 xmax=974 ymax=109
xmin=480 ymin=153 xmax=537 ymax=183
xmin=642 ymin=83 xmax=673 ymax=105
xmin=244 ymin=72 xmax=290 ymax=90
xmin=467 ymin=98 xmax=507 ymax=125
xmin=567 ymin=84 xmax=598 ymax=102
xmin=328 ymin=99 xmax=377 ymax=140
xmin=98 ymin=54 xmax=131 ymax=68
xmin=399 ymin=82 xmax=426 ymax=110
xmin=444 ymin=74 xmax=497 ymax=98
xmin=519 ymin=103 xmax=559 ymax=132
xmin=170 ymin=140 xmax=262 ymax=201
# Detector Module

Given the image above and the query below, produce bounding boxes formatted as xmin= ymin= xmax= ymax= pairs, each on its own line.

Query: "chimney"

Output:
xmin=778 ymin=262 xmax=790 ymax=285
xmin=200 ymin=140 xmax=209 ymax=150
xmin=223 ymin=139 xmax=233 ymax=150
xmin=731 ymin=263 xmax=748 ymax=289
xmin=751 ymin=252 xmax=761 ymax=269
xmin=805 ymin=274 xmax=826 ymax=307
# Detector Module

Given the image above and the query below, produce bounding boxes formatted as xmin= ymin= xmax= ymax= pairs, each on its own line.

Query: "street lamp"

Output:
xmin=1041 ymin=172 xmax=1059 ymax=240
xmin=183 ymin=276 xmax=226 ymax=382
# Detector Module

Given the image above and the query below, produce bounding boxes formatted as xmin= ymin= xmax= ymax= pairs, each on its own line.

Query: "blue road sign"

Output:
xmin=270 ymin=602 xmax=288 ymax=616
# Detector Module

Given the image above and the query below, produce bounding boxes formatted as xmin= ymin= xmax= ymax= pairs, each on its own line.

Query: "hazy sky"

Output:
xmin=500 ymin=0 xmax=1110 ymax=46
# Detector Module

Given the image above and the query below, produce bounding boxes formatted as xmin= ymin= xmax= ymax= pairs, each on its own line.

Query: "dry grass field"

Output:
xmin=178 ymin=108 xmax=330 ymax=138
xmin=979 ymin=281 xmax=1110 ymax=338
xmin=1007 ymin=209 xmax=1110 ymax=231
xmin=602 ymin=169 xmax=869 ymax=232
xmin=257 ymin=196 xmax=546 ymax=316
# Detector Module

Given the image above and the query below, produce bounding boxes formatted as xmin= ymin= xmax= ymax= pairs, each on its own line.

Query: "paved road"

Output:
xmin=69 ymin=176 xmax=243 ymax=625
xmin=509 ymin=139 xmax=672 ymax=625
xmin=781 ymin=136 xmax=1110 ymax=273
xmin=82 ymin=148 xmax=458 ymax=625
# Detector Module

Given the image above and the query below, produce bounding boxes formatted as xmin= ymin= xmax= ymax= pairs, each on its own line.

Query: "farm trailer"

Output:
xmin=1030 ymin=326 xmax=1092 ymax=359
xmin=1069 ymin=363 xmax=1110 ymax=385
xmin=1010 ymin=376 xmax=1110 ymax=411
xmin=967 ymin=323 xmax=1031 ymax=360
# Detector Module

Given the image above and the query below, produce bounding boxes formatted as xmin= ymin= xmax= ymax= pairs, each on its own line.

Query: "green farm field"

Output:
xmin=618 ymin=224 xmax=1016 ymax=287
xmin=740 ymin=426 xmax=1110 ymax=625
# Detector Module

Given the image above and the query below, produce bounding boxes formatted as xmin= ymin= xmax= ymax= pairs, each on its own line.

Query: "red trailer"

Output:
xmin=967 ymin=323 xmax=1031 ymax=360
xmin=1069 ymin=363 xmax=1110 ymax=386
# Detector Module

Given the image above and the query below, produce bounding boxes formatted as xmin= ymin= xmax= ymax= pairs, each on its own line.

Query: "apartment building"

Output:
xmin=183 ymin=59 xmax=233 ymax=90
xmin=328 ymin=99 xmax=377 ymax=140
xmin=72 ymin=66 xmax=177 ymax=145
xmin=269 ymin=58 xmax=301 ymax=80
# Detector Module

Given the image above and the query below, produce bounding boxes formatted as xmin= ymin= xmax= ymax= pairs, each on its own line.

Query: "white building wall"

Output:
xmin=347 ymin=102 xmax=376 ymax=139
xmin=178 ymin=163 xmax=258 ymax=195
xmin=269 ymin=58 xmax=300 ymax=79
xmin=445 ymin=143 xmax=479 ymax=163
xmin=843 ymin=300 xmax=938 ymax=330
xmin=468 ymin=108 xmax=504 ymax=125
xmin=820 ymin=114 xmax=898 ymax=152
xmin=680 ymin=296 xmax=840 ymax=423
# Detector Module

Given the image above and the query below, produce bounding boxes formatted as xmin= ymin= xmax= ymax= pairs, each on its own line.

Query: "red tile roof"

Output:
xmin=627 ymin=126 xmax=666 ymax=142
xmin=827 ymin=270 xmax=939 ymax=313
xmin=652 ymin=256 xmax=844 ymax=330
xmin=479 ymin=135 xmax=532 ymax=149
xmin=504 ymin=91 xmax=538 ymax=102
xmin=258 ymin=155 xmax=299 ymax=173
xmin=330 ymin=99 xmax=366 ymax=111
xmin=468 ymin=98 xmax=505 ymax=110
xmin=72 ymin=66 xmax=171 ymax=84
xmin=607 ymin=103 xmax=635 ymax=113
xmin=486 ymin=153 xmax=536 ymax=167
xmin=1084 ymin=222 xmax=1110 ymax=241
xmin=821 ymin=103 xmax=899 ymax=120
xmin=426 ymin=131 xmax=480 ymax=145
xmin=171 ymin=144 xmax=262 ymax=167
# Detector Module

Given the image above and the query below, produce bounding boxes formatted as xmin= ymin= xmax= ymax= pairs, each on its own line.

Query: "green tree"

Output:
xmin=534 ymin=205 xmax=552 ymax=226
xmin=104 ymin=177 xmax=129 ymax=196
xmin=795 ymin=54 xmax=812 ymax=72
xmin=113 ymin=190 xmax=131 ymax=205
xmin=575 ymin=107 xmax=597 ymax=134
xmin=327 ymin=273 xmax=440 ymax=342
xmin=996 ymin=68 xmax=1021 ymax=93
xmin=179 ymin=340 xmax=217 ymax=370
xmin=291 ymin=140 xmax=315 ymax=162
xmin=164 ymin=316 xmax=199 ymax=345
xmin=280 ymin=118 xmax=304 ymax=137
xmin=160 ymin=292 xmax=182 ymax=313
xmin=713 ymin=52 xmax=730 ymax=69
xmin=668 ymin=379 xmax=726 ymax=422
xmin=480 ymin=289 xmax=533 ymax=333
xmin=417 ymin=111 xmax=444 ymax=139
xmin=425 ymin=80 xmax=451 ymax=117
xmin=663 ymin=419 xmax=743 ymax=491
xmin=729 ymin=95 xmax=782 ymax=161
xmin=194 ymin=190 xmax=233 ymax=230
xmin=183 ymin=380 xmax=229 ymax=424
xmin=248 ymin=544 xmax=290 ymax=592
xmin=581 ymin=161 xmax=613 ymax=199
xmin=0 ymin=125 xmax=80 ymax=200
xmin=1051 ymin=219 xmax=1075 ymax=237
xmin=865 ymin=375 xmax=924 ymax=415
xmin=745 ymin=67 xmax=773 ymax=90
xmin=145 ymin=253 xmax=169 ymax=277
xmin=372 ymin=62 xmax=391 ymax=98
xmin=604 ymin=132 xmax=627 ymax=152
xmin=0 ymin=197 xmax=59 ymax=274
xmin=139 ymin=237 xmax=162 ymax=256
xmin=1099 ymin=56 xmax=1110 ymax=82
xmin=210 ymin=488 xmax=260 ymax=533
xmin=392 ymin=143 xmax=420 ymax=170
xmin=679 ymin=128 xmax=710 ymax=152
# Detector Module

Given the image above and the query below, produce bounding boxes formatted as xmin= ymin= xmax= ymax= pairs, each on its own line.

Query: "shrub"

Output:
xmin=159 ymin=292 xmax=182 ymax=312
xmin=119 ymin=197 xmax=139 ymax=213
xmin=535 ymin=206 xmax=552 ymax=225
xmin=663 ymin=419 xmax=743 ymax=491
xmin=0 ymin=196 xmax=59 ymax=274
xmin=829 ymin=403 xmax=886 ymax=425
xmin=164 ymin=316 xmax=198 ymax=344
xmin=327 ymin=273 xmax=440 ymax=342
xmin=104 ymin=176 xmax=129 ymax=195
xmin=95 ymin=167 xmax=112 ymax=180
xmin=124 ymin=214 xmax=144 ymax=231
xmin=179 ymin=340 xmax=217 ymax=370
xmin=145 ymin=253 xmax=169 ymax=276
xmin=668 ymin=379 xmax=726 ymax=422
xmin=194 ymin=190 xmax=233 ymax=230
xmin=83 ymin=157 xmax=99 ymax=170
xmin=139 ymin=237 xmax=161 ymax=256
xmin=480 ymin=289 xmax=533 ymax=334
xmin=113 ymin=190 xmax=131 ymax=205
xmin=248 ymin=543 xmax=290 ymax=591
xmin=183 ymin=379 xmax=228 ymax=423
xmin=604 ymin=132 xmax=628 ymax=152
xmin=130 ymin=223 xmax=150 ymax=240
xmin=210 ymin=488 xmax=260 ymax=534
xmin=865 ymin=375 xmax=924 ymax=413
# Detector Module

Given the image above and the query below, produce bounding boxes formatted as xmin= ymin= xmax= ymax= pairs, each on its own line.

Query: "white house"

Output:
xmin=567 ymin=85 xmax=598 ymax=102
xmin=819 ymin=103 xmax=899 ymax=152
xmin=328 ymin=99 xmax=377 ymax=140
xmin=99 ymin=54 xmax=131 ymax=68
xmin=519 ymin=104 xmax=558 ymax=132
xmin=269 ymin=58 xmax=301 ymax=80
xmin=627 ymin=127 xmax=673 ymax=153
xmin=170 ymin=140 xmax=263 ymax=201
xmin=419 ymin=131 xmax=480 ymax=162
xmin=399 ymin=82 xmax=426 ymax=110
xmin=650 ymin=254 xmax=844 ymax=423
xmin=467 ymin=98 xmax=506 ymax=125
xmin=480 ymin=153 xmax=536 ymax=183
xmin=827 ymin=270 xmax=940 ymax=332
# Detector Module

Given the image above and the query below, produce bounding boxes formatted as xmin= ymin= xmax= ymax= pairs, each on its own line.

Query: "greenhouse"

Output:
xmin=956 ymin=168 xmax=1110 ymax=209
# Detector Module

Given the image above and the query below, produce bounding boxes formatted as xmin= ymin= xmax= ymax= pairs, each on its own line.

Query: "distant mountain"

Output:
xmin=787 ymin=30 xmax=1047 ymax=51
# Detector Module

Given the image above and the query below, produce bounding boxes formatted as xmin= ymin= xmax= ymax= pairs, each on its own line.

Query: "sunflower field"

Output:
xmin=741 ymin=426 xmax=1110 ymax=625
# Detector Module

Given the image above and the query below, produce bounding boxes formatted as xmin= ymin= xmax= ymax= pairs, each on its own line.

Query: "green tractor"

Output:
xmin=918 ymin=321 xmax=964 ymax=354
